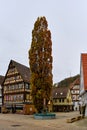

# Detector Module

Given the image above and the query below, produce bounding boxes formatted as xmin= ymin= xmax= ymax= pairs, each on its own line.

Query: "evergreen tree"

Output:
xmin=29 ymin=17 xmax=53 ymax=112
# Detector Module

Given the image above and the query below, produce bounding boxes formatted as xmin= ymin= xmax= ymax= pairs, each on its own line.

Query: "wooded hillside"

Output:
xmin=54 ymin=74 xmax=80 ymax=87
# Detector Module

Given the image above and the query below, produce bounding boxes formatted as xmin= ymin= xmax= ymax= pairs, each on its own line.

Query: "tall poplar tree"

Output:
xmin=29 ymin=17 xmax=53 ymax=112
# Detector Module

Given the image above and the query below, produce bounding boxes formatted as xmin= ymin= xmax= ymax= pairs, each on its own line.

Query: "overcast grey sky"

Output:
xmin=0 ymin=0 xmax=87 ymax=83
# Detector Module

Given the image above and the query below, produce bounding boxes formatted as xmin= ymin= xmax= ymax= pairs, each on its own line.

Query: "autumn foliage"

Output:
xmin=29 ymin=17 xmax=53 ymax=112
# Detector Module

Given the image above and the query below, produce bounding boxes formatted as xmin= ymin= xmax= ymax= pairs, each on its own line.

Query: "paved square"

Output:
xmin=0 ymin=111 xmax=87 ymax=130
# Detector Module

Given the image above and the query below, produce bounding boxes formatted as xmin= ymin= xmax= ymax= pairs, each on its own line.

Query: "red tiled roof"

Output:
xmin=81 ymin=53 xmax=87 ymax=90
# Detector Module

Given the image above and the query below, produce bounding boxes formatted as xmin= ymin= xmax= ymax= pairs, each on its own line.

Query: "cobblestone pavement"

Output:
xmin=0 ymin=111 xmax=87 ymax=130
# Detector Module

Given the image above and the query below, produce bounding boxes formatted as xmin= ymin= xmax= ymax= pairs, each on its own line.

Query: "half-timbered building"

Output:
xmin=2 ymin=60 xmax=32 ymax=112
xmin=70 ymin=78 xmax=80 ymax=110
xmin=0 ymin=75 xmax=4 ymax=112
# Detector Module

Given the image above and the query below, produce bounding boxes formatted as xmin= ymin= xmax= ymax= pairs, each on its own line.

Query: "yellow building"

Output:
xmin=52 ymin=86 xmax=73 ymax=112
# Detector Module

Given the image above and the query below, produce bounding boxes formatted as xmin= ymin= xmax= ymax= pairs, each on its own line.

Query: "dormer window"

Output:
xmin=60 ymin=92 xmax=63 ymax=95
xmin=55 ymin=92 xmax=57 ymax=95
xmin=25 ymin=83 xmax=30 ymax=89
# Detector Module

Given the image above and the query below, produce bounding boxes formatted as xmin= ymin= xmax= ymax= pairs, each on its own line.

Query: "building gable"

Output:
xmin=2 ymin=60 xmax=30 ymax=86
xmin=70 ymin=78 xmax=80 ymax=102
xmin=80 ymin=54 xmax=87 ymax=95
xmin=52 ymin=87 xmax=69 ymax=99
xmin=80 ymin=54 xmax=87 ymax=116
xmin=11 ymin=60 xmax=30 ymax=83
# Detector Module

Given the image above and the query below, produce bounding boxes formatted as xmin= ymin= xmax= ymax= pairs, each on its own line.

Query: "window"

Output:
xmin=60 ymin=92 xmax=63 ymax=95
xmin=55 ymin=99 xmax=57 ymax=103
xmin=0 ymin=89 xmax=1 ymax=94
xmin=55 ymin=92 xmax=57 ymax=95
xmin=20 ymin=95 xmax=23 ymax=100
xmin=0 ymin=98 xmax=2 ymax=102
xmin=14 ymin=95 xmax=16 ymax=101
xmin=4 ymin=96 xmax=6 ymax=101
xmin=19 ymin=83 xmax=23 ymax=89
xmin=6 ymin=96 xmax=9 ymax=101
xmin=25 ymin=83 xmax=30 ymax=89
xmin=15 ymin=84 xmax=18 ymax=89
xmin=72 ymin=95 xmax=76 ymax=100
xmin=26 ymin=94 xmax=30 ymax=100
xmin=76 ymin=95 xmax=79 ymax=100
xmin=15 ymin=75 xmax=21 ymax=80
xmin=77 ymin=90 xmax=79 ymax=94
xmin=4 ymin=86 xmax=7 ymax=91
xmin=59 ymin=99 xmax=61 ymax=102
xmin=73 ymin=90 xmax=75 ymax=93
xmin=10 ymin=95 xmax=13 ymax=101
xmin=11 ymin=85 xmax=14 ymax=90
